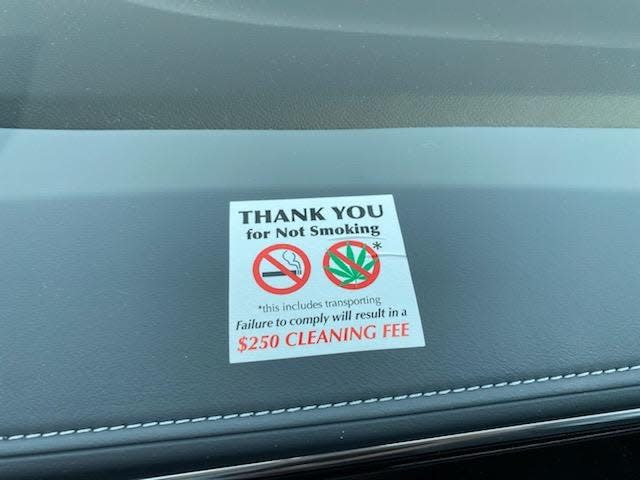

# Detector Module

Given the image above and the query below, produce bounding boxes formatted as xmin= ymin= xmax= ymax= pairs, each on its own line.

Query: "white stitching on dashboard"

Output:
xmin=2 ymin=364 xmax=640 ymax=442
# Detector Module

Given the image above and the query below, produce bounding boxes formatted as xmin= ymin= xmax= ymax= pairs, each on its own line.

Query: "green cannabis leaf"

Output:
xmin=325 ymin=243 xmax=377 ymax=286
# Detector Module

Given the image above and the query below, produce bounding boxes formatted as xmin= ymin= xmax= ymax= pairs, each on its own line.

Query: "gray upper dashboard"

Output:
xmin=2 ymin=0 xmax=640 ymax=130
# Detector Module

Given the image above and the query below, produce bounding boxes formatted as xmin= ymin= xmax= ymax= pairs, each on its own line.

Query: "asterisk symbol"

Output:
xmin=372 ymin=241 xmax=382 ymax=250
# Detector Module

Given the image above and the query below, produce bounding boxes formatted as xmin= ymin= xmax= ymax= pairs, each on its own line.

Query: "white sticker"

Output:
xmin=228 ymin=194 xmax=425 ymax=363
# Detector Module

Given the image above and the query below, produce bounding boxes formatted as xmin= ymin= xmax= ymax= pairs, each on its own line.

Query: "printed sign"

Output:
xmin=228 ymin=194 xmax=425 ymax=363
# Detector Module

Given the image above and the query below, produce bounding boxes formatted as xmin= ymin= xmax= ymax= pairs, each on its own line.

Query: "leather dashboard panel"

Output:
xmin=1 ymin=127 xmax=639 ymax=478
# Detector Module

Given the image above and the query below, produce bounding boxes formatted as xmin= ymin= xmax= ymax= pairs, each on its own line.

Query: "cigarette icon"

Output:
xmin=261 ymin=250 xmax=303 ymax=278
xmin=261 ymin=270 xmax=297 ymax=277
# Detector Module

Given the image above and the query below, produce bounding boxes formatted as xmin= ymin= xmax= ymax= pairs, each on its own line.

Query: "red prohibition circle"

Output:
xmin=252 ymin=243 xmax=311 ymax=295
xmin=323 ymin=240 xmax=381 ymax=290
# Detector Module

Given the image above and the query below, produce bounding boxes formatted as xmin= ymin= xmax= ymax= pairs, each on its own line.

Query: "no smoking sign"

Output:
xmin=252 ymin=240 xmax=380 ymax=294
xmin=252 ymin=244 xmax=311 ymax=295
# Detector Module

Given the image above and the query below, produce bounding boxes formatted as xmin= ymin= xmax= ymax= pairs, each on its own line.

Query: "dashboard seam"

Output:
xmin=3 ymin=364 xmax=639 ymax=441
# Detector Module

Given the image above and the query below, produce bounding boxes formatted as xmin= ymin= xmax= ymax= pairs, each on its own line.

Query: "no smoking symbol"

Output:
xmin=252 ymin=244 xmax=311 ymax=295
xmin=323 ymin=240 xmax=380 ymax=289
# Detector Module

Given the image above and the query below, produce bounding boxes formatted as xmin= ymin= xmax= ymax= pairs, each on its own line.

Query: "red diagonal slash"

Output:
xmin=264 ymin=254 xmax=304 ymax=286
